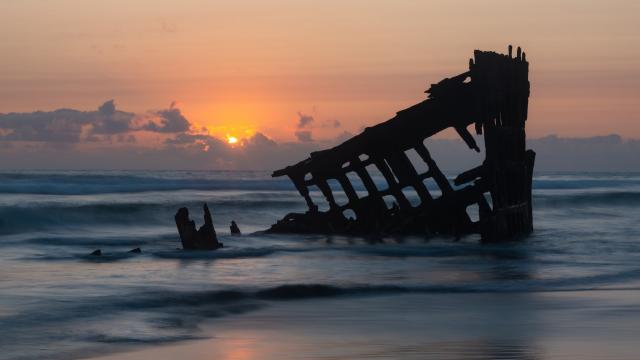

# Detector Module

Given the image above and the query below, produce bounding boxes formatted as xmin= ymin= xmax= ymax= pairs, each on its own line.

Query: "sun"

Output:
xmin=227 ymin=136 xmax=238 ymax=144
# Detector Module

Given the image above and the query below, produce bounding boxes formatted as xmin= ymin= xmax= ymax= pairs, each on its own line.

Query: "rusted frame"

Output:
xmin=269 ymin=46 xmax=534 ymax=242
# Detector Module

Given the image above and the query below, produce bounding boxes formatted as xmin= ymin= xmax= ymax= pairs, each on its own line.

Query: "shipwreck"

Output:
xmin=268 ymin=46 xmax=535 ymax=242
xmin=175 ymin=203 xmax=223 ymax=250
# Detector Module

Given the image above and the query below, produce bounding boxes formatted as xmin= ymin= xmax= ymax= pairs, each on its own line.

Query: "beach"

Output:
xmin=1 ymin=170 xmax=640 ymax=360
xmin=90 ymin=290 xmax=640 ymax=360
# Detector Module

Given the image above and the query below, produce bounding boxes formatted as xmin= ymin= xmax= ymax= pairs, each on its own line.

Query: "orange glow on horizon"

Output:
xmin=3 ymin=1 xmax=637 ymax=139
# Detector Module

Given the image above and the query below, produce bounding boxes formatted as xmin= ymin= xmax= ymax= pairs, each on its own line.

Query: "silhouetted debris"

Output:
xmin=128 ymin=247 xmax=142 ymax=253
xmin=90 ymin=249 xmax=102 ymax=256
xmin=175 ymin=203 xmax=223 ymax=250
xmin=230 ymin=220 xmax=241 ymax=235
xmin=268 ymin=46 xmax=535 ymax=242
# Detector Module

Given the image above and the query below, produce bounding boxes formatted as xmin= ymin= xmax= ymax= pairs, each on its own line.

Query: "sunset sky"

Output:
xmin=1 ymin=1 xmax=639 ymax=169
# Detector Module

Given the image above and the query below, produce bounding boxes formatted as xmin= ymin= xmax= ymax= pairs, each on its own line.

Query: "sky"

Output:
xmin=0 ymin=1 xmax=639 ymax=170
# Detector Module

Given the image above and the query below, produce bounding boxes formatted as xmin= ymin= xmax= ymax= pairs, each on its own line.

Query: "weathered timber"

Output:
xmin=230 ymin=220 xmax=241 ymax=235
xmin=175 ymin=203 xmax=223 ymax=250
xmin=267 ymin=46 xmax=535 ymax=242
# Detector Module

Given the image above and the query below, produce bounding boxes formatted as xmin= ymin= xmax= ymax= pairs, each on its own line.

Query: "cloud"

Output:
xmin=131 ymin=130 xmax=319 ymax=170
xmin=3 ymin=129 xmax=639 ymax=171
xmin=165 ymin=133 xmax=205 ymax=145
xmin=164 ymin=132 xmax=281 ymax=163
xmin=0 ymin=100 xmax=201 ymax=147
xmin=0 ymin=109 xmax=89 ymax=143
xmin=292 ymin=112 xmax=339 ymax=141
xmin=3 ymin=102 xmax=639 ymax=172
xmin=335 ymin=131 xmax=354 ymax=143
xmin=294 ymin=130 xmax=313 ymax=142
xmin=91 ymin=100 xmax=137 ymax=135
xmin=0 ymin=100 xmax=139 ymax=143
xmin=525 ymin=134 xmax=640 ymax=171
xmin=141 ymin=104 xmax=191 ymax=133
xmin=165 ymin=132 xmax=228 ymax=154
xmin=241 ymin=132 xmax=278 ymax=149
xmin=296 ymin=112 xmax=314 ymax=128
xmin=424 ymin=134 xmax=640 ymax=172
xmin=98 ymin=100 xmax=116 ymax=116
xmin=315 ymin=119 xmax=341 ymax=129
xmin=116 ymin=134 xmax=137 ymax=143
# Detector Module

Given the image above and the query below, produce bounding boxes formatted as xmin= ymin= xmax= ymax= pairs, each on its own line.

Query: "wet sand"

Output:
xmin=88 ymin=290 xmax=640 ymax=360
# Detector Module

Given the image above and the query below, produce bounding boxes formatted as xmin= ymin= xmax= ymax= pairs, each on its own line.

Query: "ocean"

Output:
xmin=1 ymin=170 xmax=639 ymax=360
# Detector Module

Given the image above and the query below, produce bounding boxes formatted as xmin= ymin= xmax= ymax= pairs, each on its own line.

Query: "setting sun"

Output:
xmin=227 ymin=136 xmax=238 ymax=144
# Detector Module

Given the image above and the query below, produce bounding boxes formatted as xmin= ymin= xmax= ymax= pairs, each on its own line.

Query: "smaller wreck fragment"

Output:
xmin=268 ymin=46 xmax=535 ymax=242
xmin=230 ymin=220 xmax=241 ymax=235
xmin=175 ymin=203 xmax=223 ymax=250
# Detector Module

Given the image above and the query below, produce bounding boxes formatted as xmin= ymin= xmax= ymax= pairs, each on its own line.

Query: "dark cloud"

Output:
xmin=0 ymin=100 xmax=137 ymax=143
xmin=91 ymin=101 xmax=136 ymax=135
xmin=242 ymin=132 xmax=278 ymax=149
xmin=142 ymin=105 xmax=191 ymax=133
xmin=335 ymin=131 xmax=354 ymax=143
xmin=0 ymin=109 xmax=89 ymax=143
xmin=425 ymin=134 xmax=640 ymax=172
xmin=85 ymin=134 xmax=137 ymax=144
xmin=116 ymin=134 xmax=136 ymax=143
xmin=2 ymin=102 xmax=639 ymax=171
xmin=85 ymin=134 xmax=102 ymax=143
xmin=294 ymin=113 xmax=338 ymax=142
xmin=233 ymin=132 xmax=324 ymax=170
xmin=294 ymin=130 xmax=313 ymax=142
xmin=297 ymin=112 xmax=314 ymax=128
xmin=165 ymin=132 xmax=227 ymax=152
xmin=158 ymin=131 xmax=326 ymax=170
xmin=0 ymin=100 xmax=200 ymax=146
xmin=98 ymin=100 xmax=116 ymax=116
xmin=316 ymin=119 xmax=342 ymax=128
xmin=2 ymin=130 xmax=639 ymax=171
xmin=164 ymin=133 xmax=210 ymax=145
xmin=526 ymin=134 xmax=640 ymax=172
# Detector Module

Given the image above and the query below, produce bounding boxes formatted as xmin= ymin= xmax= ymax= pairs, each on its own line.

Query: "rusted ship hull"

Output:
xmin=269 ymin=46 xmax=534 ymax=242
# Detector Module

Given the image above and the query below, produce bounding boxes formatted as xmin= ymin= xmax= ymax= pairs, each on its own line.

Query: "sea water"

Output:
xmin=0 ymin=170 xmax=639 ymax=359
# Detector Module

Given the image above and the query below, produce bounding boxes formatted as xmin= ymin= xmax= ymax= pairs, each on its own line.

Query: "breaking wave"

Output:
xmin=0 ymin=171 xmax=294 ymax=195
xmin=533 ymin=191 xmax=640 ymax=206
xmin=1 ymin=171 xmax=640 ymax=195
xmin=1 ymin=191 xmax=637 ymax=235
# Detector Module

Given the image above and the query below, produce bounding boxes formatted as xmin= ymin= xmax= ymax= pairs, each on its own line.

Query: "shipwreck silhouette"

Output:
xmin=268 ymin=46 xmax=535 ymax=242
